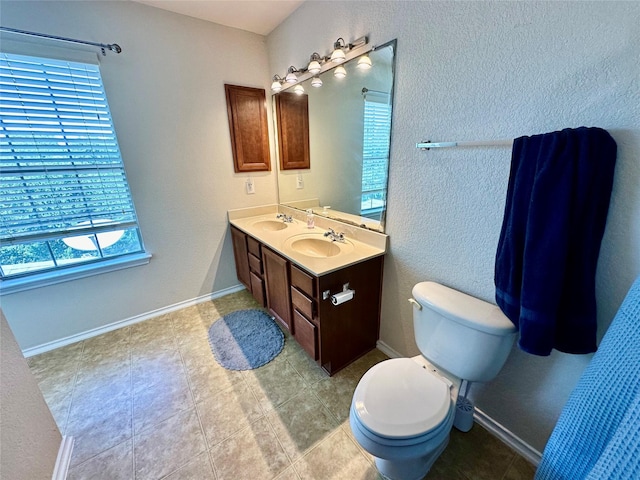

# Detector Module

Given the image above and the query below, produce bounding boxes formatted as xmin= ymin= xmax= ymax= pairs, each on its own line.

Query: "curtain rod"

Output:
xmin=416 ymin=139 xmax=514 ymax=150
xmin=0 ymin=26 xmax=122 ymax=56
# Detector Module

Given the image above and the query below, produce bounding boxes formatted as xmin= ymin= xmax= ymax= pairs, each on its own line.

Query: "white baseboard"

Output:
xmin=375 ymin=340 xmax=542 ymax=467
xmin=22 ymin=284 xmax=246 ymax=357
xmin=376 ymin=340 xmax=403 ymax=359
xmin=52 ymin=436 xmax=74 ymax=480
xmin=474 ymin=407 xmax=542 ymax=466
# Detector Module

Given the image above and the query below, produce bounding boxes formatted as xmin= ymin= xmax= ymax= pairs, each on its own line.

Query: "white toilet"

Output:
xmin=350 ymin=281 xmax=517 ymax=480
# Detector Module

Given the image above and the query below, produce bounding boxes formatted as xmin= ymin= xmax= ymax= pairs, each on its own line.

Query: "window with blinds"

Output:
xmin=361 ymin=93 xmax=391 ymax=216
xmin=0 ymin=52 xmax=145 ymax=281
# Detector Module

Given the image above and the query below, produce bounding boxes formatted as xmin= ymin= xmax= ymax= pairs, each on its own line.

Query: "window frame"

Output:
xmin=0 ymin=51 xmax=149 ymax=292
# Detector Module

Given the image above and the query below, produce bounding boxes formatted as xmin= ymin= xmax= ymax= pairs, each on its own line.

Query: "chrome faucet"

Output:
xmin=324 ymin=228 xmax=345 ymax=242
xmin=276 ymin=213 xmax=293 ymax=223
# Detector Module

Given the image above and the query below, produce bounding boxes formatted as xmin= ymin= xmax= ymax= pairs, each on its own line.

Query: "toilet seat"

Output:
xmin=352 ymin=358 xmax=451 ymax=439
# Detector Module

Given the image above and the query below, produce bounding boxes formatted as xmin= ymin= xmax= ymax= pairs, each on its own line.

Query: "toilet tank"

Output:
xmin=411 ymin=282 xmax=517 ymax=383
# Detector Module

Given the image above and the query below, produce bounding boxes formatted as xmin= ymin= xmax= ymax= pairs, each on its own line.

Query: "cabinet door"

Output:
xmin=225 ymin=84 xmax=271 ymax=173
xmin=230 ymin=226 xmax=251 ymax=290
xmin=275 ymin=92 xmax=310 ymax=170
xmin=262 ymin=247 xmax=292 ymax=332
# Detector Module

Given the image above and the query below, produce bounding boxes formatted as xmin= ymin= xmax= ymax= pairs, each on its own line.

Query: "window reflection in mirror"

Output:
xmin=275 ymin=40 xmax=396 ymax=233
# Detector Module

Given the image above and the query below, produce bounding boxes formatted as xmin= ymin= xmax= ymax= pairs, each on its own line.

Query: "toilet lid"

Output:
xmin=353 ymin=358 xmax=451 ymax=438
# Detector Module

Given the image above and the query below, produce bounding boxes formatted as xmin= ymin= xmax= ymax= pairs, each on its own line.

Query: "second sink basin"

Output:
xmin=252 ymin=220 xmax=288 ymax=231
xmin=285 ymin=233 xmax=354 ymax=258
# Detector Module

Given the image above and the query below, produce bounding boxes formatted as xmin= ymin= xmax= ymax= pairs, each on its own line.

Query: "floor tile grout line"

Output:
xmin=500 ymin=451 xmax=520 ymax=480
xmin=60 ymin=339 xmax=85 ymax=436
xmin=167 ymin=311 xmax=212 ymax=479
xmin=126 ymin=326 xmax=137 ymax=480
xmin=262 ymin=410 xmax=297 ymax=479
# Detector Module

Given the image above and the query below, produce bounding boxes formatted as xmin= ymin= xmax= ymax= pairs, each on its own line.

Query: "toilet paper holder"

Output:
xmin=323 ymin=283 xmax=355 ymax=305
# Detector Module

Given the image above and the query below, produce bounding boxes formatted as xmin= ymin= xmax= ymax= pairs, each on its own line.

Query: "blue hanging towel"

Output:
xmin=495 ymin=127 xmax=617 ymax=356
xmin=535 ymin=275 xmax=640 ymax=480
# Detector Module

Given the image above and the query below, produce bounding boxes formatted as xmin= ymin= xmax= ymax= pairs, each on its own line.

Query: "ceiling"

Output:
xmin=133 ymin=0 xmax=304 ymax=36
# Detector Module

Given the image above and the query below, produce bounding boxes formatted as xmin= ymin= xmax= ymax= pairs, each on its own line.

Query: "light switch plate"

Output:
xmin=245 ymin=178 xmax=255 ymax=194
xmin=296 ymin=174 xmax=304 ymax=189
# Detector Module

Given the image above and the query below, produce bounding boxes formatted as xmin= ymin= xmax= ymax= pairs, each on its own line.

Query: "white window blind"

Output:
xmin=0 ymin=52 xmax=145 ymax=280
xmin=361 ymin=91 xmax=391 ymax=215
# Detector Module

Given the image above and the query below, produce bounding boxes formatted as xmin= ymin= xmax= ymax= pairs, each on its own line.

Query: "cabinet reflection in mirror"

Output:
xmin=274 ymin=40 xmax=396 ymax=233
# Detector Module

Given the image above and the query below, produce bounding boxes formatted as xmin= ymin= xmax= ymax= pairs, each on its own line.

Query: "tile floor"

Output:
xmin=29 ymin=290 xmax=536 ymax=480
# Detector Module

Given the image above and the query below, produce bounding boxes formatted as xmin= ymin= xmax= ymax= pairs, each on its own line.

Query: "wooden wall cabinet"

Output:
xmin=275 ymin=91 xmax=310 ymax=170
xmin=225 ymin=84 xmax=271 ymax=173
xmin=230 ymin=225 xmax=384 ymax=375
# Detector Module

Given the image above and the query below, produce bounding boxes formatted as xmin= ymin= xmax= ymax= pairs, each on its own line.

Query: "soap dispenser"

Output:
xmin=306 ymin=209 xmax=315 ymax=229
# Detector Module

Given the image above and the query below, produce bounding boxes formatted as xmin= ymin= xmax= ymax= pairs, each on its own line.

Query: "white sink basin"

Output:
xmin=285 ymin=233 xmax=354 ymax=258
xmin=252 ymin=220 xmax=288 ymax=231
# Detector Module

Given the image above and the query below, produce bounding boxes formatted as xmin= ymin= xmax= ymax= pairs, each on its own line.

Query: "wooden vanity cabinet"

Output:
xmin=230 ymin=226 xmax=251 ymax=290
xmin=230 ymin=225 xmax=384 ymax=376
xmin=230 ymin=225 xmax=265 ymax=307
xmin=302 ymin=258 xmax=384 ymax=375
xmin=290 ymin=266 xmax=318 ymax=360
xmin=247 ymin=237 xmax=265 ymax=307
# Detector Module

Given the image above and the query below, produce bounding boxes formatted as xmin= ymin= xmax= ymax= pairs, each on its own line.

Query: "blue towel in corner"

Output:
xmin=535 ymin=275 xmax=640 ymax=480
xmin=495 ymin=127 xmax=617 ymax=356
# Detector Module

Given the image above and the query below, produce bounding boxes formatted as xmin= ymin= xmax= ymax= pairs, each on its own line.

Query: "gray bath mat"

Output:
xmin=208 ymin=309 xmax=284 ymax=370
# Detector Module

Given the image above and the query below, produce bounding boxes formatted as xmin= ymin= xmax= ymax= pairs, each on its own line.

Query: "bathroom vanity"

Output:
xmin=229 ymin=206 xmax=387 ymax=375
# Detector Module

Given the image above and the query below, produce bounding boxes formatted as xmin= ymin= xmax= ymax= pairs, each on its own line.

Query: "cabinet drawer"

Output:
xmin=292 ymin=309 xmax=317 ymax=360
xmin=247 ymin=236 xmax=261 ymax=257
xmin=291 ymin=286 xmax=314 ymax=321
xmin=248 ymin=252 xmax=262 ymax=274
xmin=291 ymin=265 xmax=315 ymax=298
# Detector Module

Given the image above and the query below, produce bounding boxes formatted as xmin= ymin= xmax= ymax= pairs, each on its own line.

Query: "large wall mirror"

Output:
xmin=274 ymin=40 xmax=396 ymax=232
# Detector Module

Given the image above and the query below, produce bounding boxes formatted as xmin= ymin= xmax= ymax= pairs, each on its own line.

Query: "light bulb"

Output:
xmin=330 ymin=48 xmax=346 ymax=63
xmin=271 ymin=80 xmax=282 ymax=92
xmin=311 ymin=76 xmax=323 ymax=88
xmin=357 ymin=55 xmax=372 ymax=70
xmin=308 ymin=61 xmax=321 ymax=75
xmin=285 ymin=71 xmax=298 ymax=84
xmin=334 ymin=65 xmax=347 ymax=79
xmin=294 ymin=84 xmax=305 ymax=95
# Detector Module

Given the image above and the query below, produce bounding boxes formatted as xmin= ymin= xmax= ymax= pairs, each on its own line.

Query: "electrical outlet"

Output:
xmin=245 ymin=178 xmax=255 ymax=194
xmin=296 ymin=174 xmax=304 ymax=189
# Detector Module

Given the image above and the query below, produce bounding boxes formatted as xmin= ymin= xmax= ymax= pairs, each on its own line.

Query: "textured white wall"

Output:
xmin=0 ymin=1 xmax=279 ymax=349
xmin=1 ymin=311 xmax=62 ymax=479
xmin=267 ymin=1 xmax=640 ymax=452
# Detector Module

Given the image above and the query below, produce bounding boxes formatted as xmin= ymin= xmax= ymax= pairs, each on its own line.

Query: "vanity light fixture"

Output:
xmin=271 ymin=35 xmax=369 ymax=93
xmin=293 ymin=84 xmax=305 ymax=95
xmin=330 ymin=38 xmax=347 ymax=63
xmin=270 ymin=74 xmax=284 ymax=93
xmin=357 ymin=54 xmax=372 ymax=70
xmin=285 ymin=66 xmax=300 ymax=84
xmin=307 ymin=53 xmax=323 ymax=75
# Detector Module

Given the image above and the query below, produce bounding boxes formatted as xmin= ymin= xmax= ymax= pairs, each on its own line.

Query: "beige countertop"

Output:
xmin=228 ymin=206 xmax=388 ymax=276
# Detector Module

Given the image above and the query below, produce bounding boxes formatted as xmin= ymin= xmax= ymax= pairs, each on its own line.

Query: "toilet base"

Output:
xmin=373 ymin=435 xmax=450 ymax=480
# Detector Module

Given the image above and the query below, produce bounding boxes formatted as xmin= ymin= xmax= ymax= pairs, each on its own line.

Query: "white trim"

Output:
xmin=376 ymin=340 xmax=403 ymax=359
xmin=22 ymin=284 xmax=246 ymax=357
xmin=375 ymin=340 xmax=541 ymax=466
xmin=474 ymin=407 xmax=542 ymax=466
xmin=52 ymin=436 xmax=74 ymax=480
xmin=1 ymin=253 xmax=152 ymax=296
